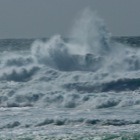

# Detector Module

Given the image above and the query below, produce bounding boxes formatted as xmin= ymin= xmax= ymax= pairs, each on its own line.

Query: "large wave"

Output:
xmin=1 ymin=9 xmax=140 ymax=109
xmin=31 ymin=9 xmax=111 ymax=72
xmin=1 ymin=9 xmax=140 ymax=74
xmin=1 ymin=9 xmax=140 ymax=139
xmin=30 ymin=9 xmax=140 ymax=74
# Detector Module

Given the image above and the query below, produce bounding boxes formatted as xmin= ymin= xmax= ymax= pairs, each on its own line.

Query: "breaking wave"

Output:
xmin=31 ymin=9 xmax=111 ymax=72
xmin=1 ymin=8 xmax=140 ymax=139
xmin=0 ymin=8 xmax=140 ymax=109
xmin=30 ymin=9 xmax=140 ymax=74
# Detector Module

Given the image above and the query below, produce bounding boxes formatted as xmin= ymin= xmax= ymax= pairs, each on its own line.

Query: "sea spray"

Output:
xmin=31 ymin=9 xmax=111 ymax=71
xmin=31 ymin=9 xmax=140 ymax=73
xmin=0 ymin=9 xmax=140 ymax=139
xmin=69 ymin=8 xmax=111 ymax=55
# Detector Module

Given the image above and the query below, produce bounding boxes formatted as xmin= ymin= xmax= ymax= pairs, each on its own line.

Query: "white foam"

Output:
xmin=0 ymin=9 xmax=140 ymax=110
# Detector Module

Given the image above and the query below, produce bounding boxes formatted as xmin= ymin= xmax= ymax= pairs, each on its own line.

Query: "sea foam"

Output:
xmin=0 ymin=9 xmax=140 ymax=110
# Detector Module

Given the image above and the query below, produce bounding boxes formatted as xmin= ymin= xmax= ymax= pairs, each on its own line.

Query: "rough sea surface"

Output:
xmin=1 ymin=10 xmax=140 ymax=139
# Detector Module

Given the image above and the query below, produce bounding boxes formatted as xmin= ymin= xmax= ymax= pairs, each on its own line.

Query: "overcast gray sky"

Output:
xmin=0 ymin=0 xmax=140 ymax=38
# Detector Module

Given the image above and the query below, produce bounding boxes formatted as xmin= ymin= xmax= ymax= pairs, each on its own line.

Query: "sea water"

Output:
xmin=0 ymin=9 xmax=140 ymax=139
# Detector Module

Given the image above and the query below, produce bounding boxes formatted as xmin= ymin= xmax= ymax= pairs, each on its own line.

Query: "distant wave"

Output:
xmin=64 ymin=78 xmax=140 ymax=93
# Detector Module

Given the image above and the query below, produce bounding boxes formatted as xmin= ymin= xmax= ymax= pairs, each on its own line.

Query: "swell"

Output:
xmin=1 ymin=118 xmax=140 ymax=129
xmin=64 ymin=78 xmax=140 ymax=92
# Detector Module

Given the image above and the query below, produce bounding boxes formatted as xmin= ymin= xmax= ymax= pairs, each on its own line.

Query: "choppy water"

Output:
xmin=1 ymin=9 xmax=140 ymax=139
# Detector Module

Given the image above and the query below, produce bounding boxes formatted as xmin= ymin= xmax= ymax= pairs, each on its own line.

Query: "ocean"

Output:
xmin=1 ymin=11 xmax=140 ymax=140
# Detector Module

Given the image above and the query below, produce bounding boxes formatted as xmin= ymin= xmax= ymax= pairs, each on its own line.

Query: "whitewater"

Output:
xmin=1 ymin=9 xmax=140 ymax=139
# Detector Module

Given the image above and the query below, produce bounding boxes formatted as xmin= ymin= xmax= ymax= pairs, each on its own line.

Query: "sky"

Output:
xmin=0 ymin=0 xmax=140 ymax=38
